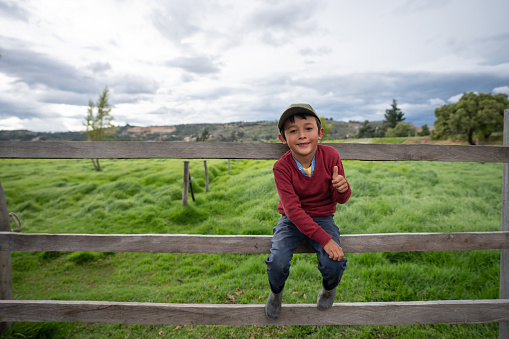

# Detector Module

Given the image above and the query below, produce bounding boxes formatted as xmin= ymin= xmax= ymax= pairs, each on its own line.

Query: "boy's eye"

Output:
xmin=289 ymin=129 xmax=297 ymax=133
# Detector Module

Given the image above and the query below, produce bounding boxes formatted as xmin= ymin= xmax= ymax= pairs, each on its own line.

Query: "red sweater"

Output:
xmin=273 ymin=144 xmax=351 ymax=247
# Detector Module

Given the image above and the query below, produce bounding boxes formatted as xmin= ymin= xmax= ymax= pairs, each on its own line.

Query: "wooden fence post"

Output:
xmin=500 ymin=109 xmax=509 ymax=339
xmin=0 ymin=181 xmax=13 ymax=332
xmin=204 ymin=160 xmax=209 ymax=193
xmin=182 ymin=161 xmax=190 ymax=207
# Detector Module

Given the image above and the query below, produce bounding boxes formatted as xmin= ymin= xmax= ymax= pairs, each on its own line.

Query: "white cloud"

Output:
xmin=0 ymin=116 xmax=25 ymax=130
xmin=494 ymin=86 xmax=509 ymax=95
xmin=0 ymin=0 xmax=508 ymax=132
xmin=429 ymin=98 xmax=446 ymax=106
xmin=0 ymin=115 xmax=68 ymax=132
xmin=448 ymin=93 xmax=464 ymax=103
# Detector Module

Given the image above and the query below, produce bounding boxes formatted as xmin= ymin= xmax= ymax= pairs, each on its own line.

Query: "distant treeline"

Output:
xmin=1 ymin=119 xmax=369 ymax=142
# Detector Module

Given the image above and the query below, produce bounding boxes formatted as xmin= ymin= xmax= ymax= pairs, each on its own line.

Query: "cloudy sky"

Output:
xmin=1 ymin=0 xmax=508 ymax=132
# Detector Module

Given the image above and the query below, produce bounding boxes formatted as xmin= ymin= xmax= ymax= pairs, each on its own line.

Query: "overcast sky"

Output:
xmin=1 ymin=0 xmax=508 ymax=132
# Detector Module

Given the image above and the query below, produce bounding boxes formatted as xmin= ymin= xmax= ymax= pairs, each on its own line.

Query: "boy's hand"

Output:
xmin=324 ymin=239 xmax=344 ymax=261
xmin=332 ymin=166 xmax=349 ymax=193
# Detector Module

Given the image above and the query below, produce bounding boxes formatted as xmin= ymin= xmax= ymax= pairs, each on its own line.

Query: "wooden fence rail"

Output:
xmin=0 ymin=109 xmax=508 ymax=335
xmin=2 ymin=299 xmax=509 ymax=326
xmin=1 ymin=231 xmax=509 ymax=254
xmin=1 ymin=140 xmax=509 ymax=162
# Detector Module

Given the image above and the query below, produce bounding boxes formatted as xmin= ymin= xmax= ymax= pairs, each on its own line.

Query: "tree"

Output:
xmin=320 ymin=116 xmax=331 ymax=141
xmin=431 ymin=103 xmax=454 ymax=140
xmin=433 ymin=92 xmax=509 ymax=145
xmin=357 ymin=120 xmax=375 ymax=138
xmin=419 ymin=124 xmax=430 ymax=136
xmin=385 ymin=122 xmax=416 ymax=137
xmin=384 ymin=99 xmax=405 ymax=130
xmin=196 ymin=128 xmax=210 ymax=141
xmin=84 ymin=87 xmax=116 ymax=170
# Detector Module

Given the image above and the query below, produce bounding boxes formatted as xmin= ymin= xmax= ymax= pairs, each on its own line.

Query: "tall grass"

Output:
xmin=0 ymin=157 xmax=503 ymax=338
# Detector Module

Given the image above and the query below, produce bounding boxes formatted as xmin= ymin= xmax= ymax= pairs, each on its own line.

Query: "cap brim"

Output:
xmin=278 ymin=106 xmax=319 ymax=130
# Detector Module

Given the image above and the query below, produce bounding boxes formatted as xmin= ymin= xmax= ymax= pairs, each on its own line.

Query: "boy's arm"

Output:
xmin=274 ymin=166 xmax=333 ymax=248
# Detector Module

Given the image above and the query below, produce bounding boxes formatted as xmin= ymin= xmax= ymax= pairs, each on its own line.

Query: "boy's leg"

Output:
xmin=265 ymin=216 xmax=305 ymax=293
xmin=265 ymin=216 xmax=304 ymax=319
xmin=307 ymin=216 xmax=347 ymax=292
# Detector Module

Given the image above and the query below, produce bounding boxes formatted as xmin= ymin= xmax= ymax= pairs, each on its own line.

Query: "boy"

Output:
xmin=265 ymin=103 xmax=351 ymax=320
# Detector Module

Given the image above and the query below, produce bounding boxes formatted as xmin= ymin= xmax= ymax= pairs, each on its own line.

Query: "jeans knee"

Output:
xmin=266 ymin=251 xmax=293 ymax=273
xmin=321 ymin=257 xmax=347 ymax=277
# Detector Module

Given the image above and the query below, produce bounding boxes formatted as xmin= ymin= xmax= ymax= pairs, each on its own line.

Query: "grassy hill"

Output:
xmin=0 ymin=119 xmax=365 ymax=142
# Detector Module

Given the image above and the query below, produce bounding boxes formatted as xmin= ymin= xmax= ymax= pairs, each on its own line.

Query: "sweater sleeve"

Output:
xmin=273 ymin=165 xmax=333 ymax=247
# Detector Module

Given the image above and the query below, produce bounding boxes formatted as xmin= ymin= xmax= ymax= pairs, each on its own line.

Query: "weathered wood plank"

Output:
xmin=0 ymin=186 xmax=12 ymax=299
xmin=500 ymin=109 xmax=509 ymax=338
xmin=1 ymin=232 xmax=508 ymax=254
xmin=0 ymin=141 xmax=287 ymax=160
xmin=0 ymin=182 xmax=13 ymax=332
xmin=345 ymin=231 xmax=509 ymax=253
xmin=1 ymin=141 xmax=508 ymax=162
xmin=336 ymin=143 xmax=509 ymax=163
xmin=0 ymin=299 xmax=508 ymax=325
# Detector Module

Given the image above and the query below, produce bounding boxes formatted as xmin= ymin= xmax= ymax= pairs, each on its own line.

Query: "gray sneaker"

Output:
xmin=317 ymin=285 xmax=337 ymax=310
xmin=265 ymin=289 xmax=283 ymax=320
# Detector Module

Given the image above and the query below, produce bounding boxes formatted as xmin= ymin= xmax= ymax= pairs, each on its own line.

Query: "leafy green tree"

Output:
xmin=84 ymin=87 xmax=116 ymax=170
xmin=357 ymin=120 xmax=375 ymax=138
xmin=384 ymin=99 xmax=405 ymax=130
xmin=433 ymin=92 xmax=509 ymax=145
xmin=385 ymin=122 xmax=416 ymax=137
xmin=419 ymin=124 xmax=431 ymax=136
xmin=320 ymin=116 xmax=331 ymax=141
xmin=197 ymin=128 xmax=210 ymax=141
xmin=432 ymin=103 xmax=454 ymax=140
xmin=374 ymin=126 xmax=386 ymax=138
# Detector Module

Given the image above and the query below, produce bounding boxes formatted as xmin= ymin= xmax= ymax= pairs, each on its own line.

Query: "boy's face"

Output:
xmin=278 ymin=115 xmax=324 ymax=161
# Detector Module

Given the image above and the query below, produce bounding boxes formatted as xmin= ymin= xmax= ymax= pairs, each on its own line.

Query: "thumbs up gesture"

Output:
xmin=332 ymin=166 xmax=349 ymax=193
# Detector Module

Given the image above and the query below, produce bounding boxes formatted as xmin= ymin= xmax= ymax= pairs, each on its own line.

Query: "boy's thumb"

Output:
xmin=333 ymin=166 xmax=338 ymax=177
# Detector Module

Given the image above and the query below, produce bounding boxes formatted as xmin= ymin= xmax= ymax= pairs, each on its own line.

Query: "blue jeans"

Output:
xmin=265 ymin=216 xmax=348 ymax=294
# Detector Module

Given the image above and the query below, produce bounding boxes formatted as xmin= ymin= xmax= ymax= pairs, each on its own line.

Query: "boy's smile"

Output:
xmin=279 ymin=115 xmax=324 ymax=166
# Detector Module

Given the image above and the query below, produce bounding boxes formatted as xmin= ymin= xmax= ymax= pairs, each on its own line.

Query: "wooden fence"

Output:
xmin=1 ymin=110 xmax=509 ymax=337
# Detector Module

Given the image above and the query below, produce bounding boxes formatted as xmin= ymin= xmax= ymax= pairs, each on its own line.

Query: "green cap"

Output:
xmin=278 ymin=103 xmax=319 ymax=130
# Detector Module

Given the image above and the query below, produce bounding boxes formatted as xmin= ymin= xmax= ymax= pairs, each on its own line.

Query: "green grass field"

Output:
xmin=0 ymin=153 xmax=504 ymax=338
